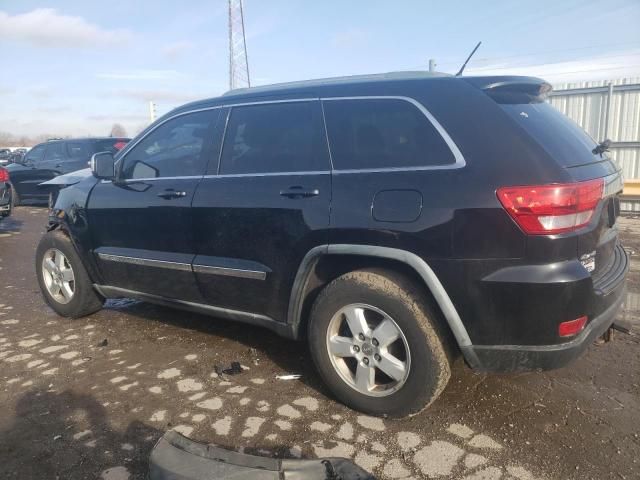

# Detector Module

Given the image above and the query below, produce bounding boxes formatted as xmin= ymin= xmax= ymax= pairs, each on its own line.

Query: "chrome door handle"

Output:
xmin=157 ymin=190 xmax=187 ymax=199
xmin=279 ymin=186 xmax=320 ymax=199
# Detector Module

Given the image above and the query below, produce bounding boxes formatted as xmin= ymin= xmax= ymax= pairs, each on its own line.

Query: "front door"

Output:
xmin=11 ymin=143 xmax=53 ymax=200
xmin=88 ymin=108 xmax=221 ymax=301
xmin=192 ymin=100 xmax=331 ymax=322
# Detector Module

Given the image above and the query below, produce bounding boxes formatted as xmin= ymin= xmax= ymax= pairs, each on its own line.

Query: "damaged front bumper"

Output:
xmin=149 ymin=430 xmax=374 ymax=480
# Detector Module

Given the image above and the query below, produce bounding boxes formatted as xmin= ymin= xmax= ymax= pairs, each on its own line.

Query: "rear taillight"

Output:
xmin=497 ymin=178 xmax=604 ymax=235
xmin=558 ymin=316 xmax=587 ymax=337
xmin=113 ymin=141 xmax=128 ymax=151
xmin=0 ymin=167 xmax=8 ymax=182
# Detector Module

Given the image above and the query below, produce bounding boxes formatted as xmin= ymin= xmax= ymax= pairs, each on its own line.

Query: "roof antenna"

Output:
xmin=455 ymin=41 xmax=482 ymax=77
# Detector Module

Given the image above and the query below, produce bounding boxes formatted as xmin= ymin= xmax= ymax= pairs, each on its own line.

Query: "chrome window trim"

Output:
xmin=111 ymin=95 xmax=464 ymax=181
xmin=224 ymin=97 xmax=318 ymax=108
xmin=321 ymin=95 xmax=466 ymax=171
xmin=97 ymin=253 xmax=192 ymax=272
xmin=193 ymin=264 xmax=267 ymax=280
xmin=203 ymin=170 xmax=330 ymax=179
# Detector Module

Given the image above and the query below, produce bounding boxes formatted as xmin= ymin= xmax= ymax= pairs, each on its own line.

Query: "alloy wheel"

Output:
xmin=42 ymin=248 xmax=75 ymax=304
xmin=326 ymin=303 xmax=411 ymax=397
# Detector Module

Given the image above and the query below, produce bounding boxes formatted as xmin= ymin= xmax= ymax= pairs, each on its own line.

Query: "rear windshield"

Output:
xmin=499 ymin=102 xmax=603 ymax=168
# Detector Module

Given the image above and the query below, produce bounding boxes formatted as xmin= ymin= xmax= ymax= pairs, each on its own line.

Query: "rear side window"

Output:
xmin=323 ymin=98 xmax=455 ymax=170
xmin=121 ymin=110 xmax=218 ymax=180
xmin=44 ymin=142 xmax=66 ymax=162
xmin=220 ymin=101 xmax=329 ymax=175
xmin=67 ymin=142 xmax=91 ymax=158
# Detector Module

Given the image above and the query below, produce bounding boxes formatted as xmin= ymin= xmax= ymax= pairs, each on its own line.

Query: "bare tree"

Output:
xmin=110 ymin=123 xmax=127 ymax=137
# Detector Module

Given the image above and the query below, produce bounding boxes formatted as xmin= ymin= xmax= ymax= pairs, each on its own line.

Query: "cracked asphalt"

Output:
xmin=0 ymin=206 xmax=638 ymax=480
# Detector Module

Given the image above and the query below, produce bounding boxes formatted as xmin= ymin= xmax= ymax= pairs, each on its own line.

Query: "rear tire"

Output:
xmin=36 ymin=230 xmax=104 ymax=318
xmin=308 ymin=269 xmax=451 ymax=417
xmin=11 ymin=187 xmax=20 ymax=207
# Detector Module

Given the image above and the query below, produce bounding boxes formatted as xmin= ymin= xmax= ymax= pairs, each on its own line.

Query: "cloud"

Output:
xmin=162 ymin=41 xmax=194 ymax=60
xmin=464 ymin=50 xmax=640 ymax=83
xmin=110 ymin=88 xmax=206 ymax=103
xmin=331 ymin=28 xmax=368 ymax=48
xmin=96 ymin=70 xmax=186 ymax=81
xmin=0 ymin=8 xmax=132 ymax=48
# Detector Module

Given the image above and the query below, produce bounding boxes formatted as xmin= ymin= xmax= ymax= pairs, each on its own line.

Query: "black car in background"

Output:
xmin=36 ymin=72 xmax=627 ymax=417
xmin=0 ymin=149 xmax=11 ymax=166
xmin=6 ymin=137 xmax=129 ymax=205
xmin=8 ymin=148 xmax=27 ymax=164
xmin=0 ymin=166 xmax=12 ymax=220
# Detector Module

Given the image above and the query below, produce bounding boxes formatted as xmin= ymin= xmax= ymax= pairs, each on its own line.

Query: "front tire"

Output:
xmin=308 ymin=269 xmax=451 ymax=417
xmin=36 ymin=230 xmax=104 ymax=318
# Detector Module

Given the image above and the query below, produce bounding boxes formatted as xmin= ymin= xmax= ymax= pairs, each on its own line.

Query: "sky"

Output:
xmin=0 ymin=0 xmax=639 ymax=138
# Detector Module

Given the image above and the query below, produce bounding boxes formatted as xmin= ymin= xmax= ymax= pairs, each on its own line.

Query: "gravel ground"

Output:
xmin=0 ymin=206 xmax=638 ymax=480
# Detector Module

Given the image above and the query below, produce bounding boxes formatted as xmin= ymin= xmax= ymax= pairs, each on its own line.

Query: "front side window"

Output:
xmin=44 ymin=142 xmax=66 ymax=162
xmin=220 ymin=101 xmax=328 ymax=175
xmin=23 ymin=145 xmax=46 ymax=165
xmin=120 ymin=110 xmax=218 ymax=180
xmin=323 ymin=98 xmax=455 ymax=170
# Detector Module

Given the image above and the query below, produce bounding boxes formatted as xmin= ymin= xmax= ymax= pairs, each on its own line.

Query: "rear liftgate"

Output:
xmin=150 ymin=431 xmax=374 ymax=480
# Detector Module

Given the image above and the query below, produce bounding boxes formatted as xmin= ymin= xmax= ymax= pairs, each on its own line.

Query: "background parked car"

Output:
xmin=8 ymin=148 xmax=27 ymax=164
xmin=0 ymin=166 xmax=12 ymax=220
xmin=6 ymin=137 xmax=129 ymax=205
xmin=0 ymin=149 xmax=12 ymax=166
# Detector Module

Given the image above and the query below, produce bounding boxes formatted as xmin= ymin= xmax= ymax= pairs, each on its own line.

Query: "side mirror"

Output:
xmin=90 ymin=151 xmax=116 ymax=180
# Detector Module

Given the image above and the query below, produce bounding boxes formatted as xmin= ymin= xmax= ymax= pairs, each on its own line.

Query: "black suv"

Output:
xmin=35 ymin=72 xmax=627 ymax=417
xmin=7 ymin=137 xmax=129 ymax=205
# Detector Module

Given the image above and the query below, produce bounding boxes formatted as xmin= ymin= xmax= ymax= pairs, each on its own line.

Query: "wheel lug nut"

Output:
xmin=372 ymin=338 xmax=379 ymax=347
xmin=374 ymin=354 xmax=381 ymax=361
xmin=353 ymin=345 xmax=360 ymax=353
xmin=358 ymin=333 xmax=365 ymax=341
xmin=363 ymin=357 xmax=369 ymax=365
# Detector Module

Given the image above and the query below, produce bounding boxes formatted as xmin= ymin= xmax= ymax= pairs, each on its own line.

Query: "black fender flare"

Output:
xmin=287 ymin=244 xmax=479 ymax=366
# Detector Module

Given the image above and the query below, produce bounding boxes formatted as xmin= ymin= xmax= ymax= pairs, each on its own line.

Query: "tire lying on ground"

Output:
xmin=35 ymin=230 xmax=104 ymax=318
xmin=308 ymin=268 xmax=452 ymax=418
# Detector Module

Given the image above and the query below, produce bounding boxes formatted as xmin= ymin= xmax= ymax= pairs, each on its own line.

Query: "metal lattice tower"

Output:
xmin=228 ymin=0 xmax=250 ymax=90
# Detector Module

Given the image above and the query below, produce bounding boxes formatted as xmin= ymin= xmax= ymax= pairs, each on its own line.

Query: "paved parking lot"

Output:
xmin=0 ymin=206 xmax=638 ymax=480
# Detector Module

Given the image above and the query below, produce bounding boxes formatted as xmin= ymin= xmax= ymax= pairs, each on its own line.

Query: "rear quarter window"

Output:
xmin=322 ymin=98 xmax=455 ymax=170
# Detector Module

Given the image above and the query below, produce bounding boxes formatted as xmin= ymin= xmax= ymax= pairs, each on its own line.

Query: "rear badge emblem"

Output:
xmin=580 ymin=251 xmax=596 ymax=273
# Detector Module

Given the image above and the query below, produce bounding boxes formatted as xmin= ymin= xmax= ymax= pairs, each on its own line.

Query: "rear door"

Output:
xmin=88 ymin=108 xmax=221 ymax=300
xmin=192 ymin=99 xmax=331 ymax=322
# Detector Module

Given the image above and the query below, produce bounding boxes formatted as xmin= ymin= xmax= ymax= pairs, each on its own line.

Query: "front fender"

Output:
xmin=47 ymin=176 xmax=102 ymax=284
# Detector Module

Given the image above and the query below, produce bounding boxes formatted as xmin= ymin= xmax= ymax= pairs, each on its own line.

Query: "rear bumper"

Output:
xmin=463 ymin=285 xmax=625 ymax=371
xmin=462 ymin=244 xmax=629 ymax=372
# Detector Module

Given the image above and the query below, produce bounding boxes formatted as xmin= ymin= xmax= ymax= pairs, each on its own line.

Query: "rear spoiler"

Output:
xmin=462 ymin=76 xmax=552 ymax=103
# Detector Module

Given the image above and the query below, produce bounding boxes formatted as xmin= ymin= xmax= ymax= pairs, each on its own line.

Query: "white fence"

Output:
xmin=550 ymin=78 xmax=640 ymax=210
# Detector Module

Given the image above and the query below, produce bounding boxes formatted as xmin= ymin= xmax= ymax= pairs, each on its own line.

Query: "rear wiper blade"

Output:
xmin=592 ymin=139 xmax=611 ymax=156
